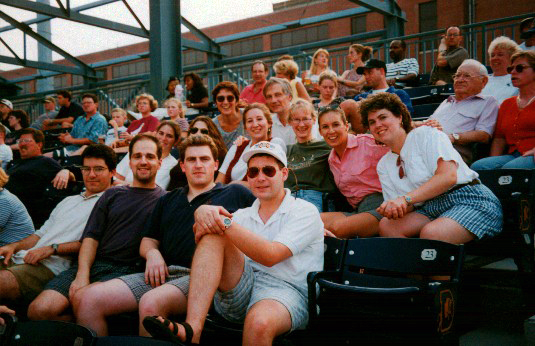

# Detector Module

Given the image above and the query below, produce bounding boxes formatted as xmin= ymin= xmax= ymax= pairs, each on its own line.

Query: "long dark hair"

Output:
xmin=189 ymin=116 xmax=228 ymax=156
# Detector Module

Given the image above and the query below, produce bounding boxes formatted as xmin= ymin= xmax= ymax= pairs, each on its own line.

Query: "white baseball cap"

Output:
xmin=242 ymin=141 xmax=287 ymax=167
xmin=0 ymin=99 xmax=13 ymax=109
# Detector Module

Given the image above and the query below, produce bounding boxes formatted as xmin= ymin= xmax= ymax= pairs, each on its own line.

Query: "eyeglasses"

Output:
xmin=189 ymin=128 xmax=209 ymax=135
xmin=453 ymin=73 xmax=482 ymax=80
xmin=396 ymin=156 xmax=405 ymax=179
xmin=80 ymin=166 xmax=108 ymax=175
xmin=445 ymin=33 xmax=460 ymax=37
xmin=507 ymin=64 xmax=533 ymax=74
xmin=216 ymin=95 xmax=235 ymax=103
xmin=246 ymin=165 xmax=277 ymax=179
xmin=17 ymin=138 xmax=34 ymax=144
xmin=290 ymin=117 xmax=314 ymax=124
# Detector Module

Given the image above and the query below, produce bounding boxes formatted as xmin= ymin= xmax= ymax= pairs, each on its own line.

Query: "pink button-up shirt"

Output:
xmin=240 ymin=82 xmax=267 ymax=104
xmin=328 ymin=134 xmax=389 ymax=208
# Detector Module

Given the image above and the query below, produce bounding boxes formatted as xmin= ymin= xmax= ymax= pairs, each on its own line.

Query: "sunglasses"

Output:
xmin=189 ymin=128 xmax=209 ymax=135
xmin=317 ymin=104 xmax=340 ymax=114
xmin=216 ymin=95 xmax=235 ymax=103
xmin=507 ymin=64 xmax=532 ymax=74
xmin=246 ymin=165 xmax=277 ymax=179
xmin=397 ymin=156 xmax=405 ymax=179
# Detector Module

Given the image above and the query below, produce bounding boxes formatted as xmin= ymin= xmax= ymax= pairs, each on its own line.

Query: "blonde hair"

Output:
xmin=0 ymin=168 xmax=8 ymax=188
xmin=318 ymin=70 xmax=338 ymax=88
xmin=164 ymin=98 xmax=184 ymax=117
xmin=488 ymin=36 xmax=521 ymax=57
xmin=111 ymin=108 xmax=127 ymax=118
xmin=273 ymin=59 xmax=299 ymax=80
xmin=310 ymin=48 xmax=330 ymax=75
xmin=135 ymin=93 xmax=158 ymax=112
xmin=289 ymin=100 xmax=317 ymax=121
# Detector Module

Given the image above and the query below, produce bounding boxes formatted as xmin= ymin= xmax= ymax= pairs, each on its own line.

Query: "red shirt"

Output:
xmin=240 ymin=82 xmax=267 ymax=104
xmin=493 ymin=97 xmax=535 ymax=154
xmin=127 ymin=115 xmax=160 ymax=134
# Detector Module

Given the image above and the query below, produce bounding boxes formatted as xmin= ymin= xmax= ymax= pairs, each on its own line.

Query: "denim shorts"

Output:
xmin=291 ymin=190 xmax=334 ymax=213
xmin=343 ymin=192 xmax=384 ymax=220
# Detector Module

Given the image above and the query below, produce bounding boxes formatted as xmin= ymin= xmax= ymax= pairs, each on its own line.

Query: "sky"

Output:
xmin=0 ymin=0 xmax=286 ymax=71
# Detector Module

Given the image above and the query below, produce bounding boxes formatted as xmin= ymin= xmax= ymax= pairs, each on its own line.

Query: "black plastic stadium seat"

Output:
xmin=411 ymin=102 xmax=442 ymax=121
xmin=6 ymin=320 xmax=95 ymax=346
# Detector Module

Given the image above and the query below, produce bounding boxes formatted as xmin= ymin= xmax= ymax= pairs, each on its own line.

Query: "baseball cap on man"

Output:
xmin=0 ymin=99 xmax=13 ymax=109
xmin=356 ymin=59 xmax=387 ymax=75
xmin=242 ymin=141 xmax=287 ymax=167
xmin=43 ymin=96 xmax=55 ymax=104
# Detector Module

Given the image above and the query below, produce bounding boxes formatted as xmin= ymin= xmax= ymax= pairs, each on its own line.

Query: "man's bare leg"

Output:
xmin=243 ymin=299 xmax=292 ymax=346
xmin=138 ymin=284 xmax=187 ymax=336
xmin=74 ymin=279 xmax=138 ymax=336
xmin=0 ymin=270 xmax=20 ymax=301
xmin=321 ymin=212 xmax=380 ymax=238
xmin=28 ymin=290 xmax=72 ymax=321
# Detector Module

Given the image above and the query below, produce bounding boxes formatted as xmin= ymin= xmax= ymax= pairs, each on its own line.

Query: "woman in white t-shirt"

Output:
xmin=216 ymin=103 xmax=285 ymax=186
xmin=360 ymin=93 xmax=503 ymax=244
xmin=115 ymin=121 xmax=179 ymax=190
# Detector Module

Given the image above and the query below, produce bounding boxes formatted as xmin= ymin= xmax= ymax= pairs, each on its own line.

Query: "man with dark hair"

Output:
xmin=54 ymin=93 xmax=108 ymax=156
xmin=429 ymin=26 xmax=469 ymax=85
xmin=28 ymin=134 xmax=166 ymax=322
xmin=520 ymin=17 xmax=535 ymax=51
xmin=0 ymin=99 xmax=13 ymax=132
xmin=240 ymin=61 xmax=269 ymax=106
xmin=43 ymin=90 xmax=84 ymax=130
xmin=74 ymin=135 xmax=255 ymax=336
xmin=386 ymin=40 xmax=419 ymax=87
xmin=0 ymin=144 xmax=116 ymax=304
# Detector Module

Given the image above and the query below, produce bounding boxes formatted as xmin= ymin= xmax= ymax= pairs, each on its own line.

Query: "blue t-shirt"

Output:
xmin=354 ymin=86 xmax=414 ymax=115
xmin=0 ymin=188 xmax=34 ymax=246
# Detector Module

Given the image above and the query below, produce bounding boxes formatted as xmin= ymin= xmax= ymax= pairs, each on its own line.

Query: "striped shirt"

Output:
xmin=386 ymin=58 xmax=419 ymax=86
xmin=0 ymin=188 xmax=34 ymax=246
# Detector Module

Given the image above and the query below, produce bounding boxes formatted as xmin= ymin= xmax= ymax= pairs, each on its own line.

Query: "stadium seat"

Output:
xmin=0 ymin=313 xmax=17 ymax=346
xmin=44 ymin=181 xmax=85 ymax=207
xmin=5 ymin=320 xmax=95 ymax=346
xmin=412 ymin=103 xmax=441 ymax=120
xmin=307 ymin=238 xmax=465 ymax=345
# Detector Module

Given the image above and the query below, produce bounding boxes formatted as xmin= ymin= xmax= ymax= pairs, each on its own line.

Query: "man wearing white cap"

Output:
xmin=144 ymin=141 xmax=324 ymax=346
xmin=0 ymin=99 xmax=13 ymax=132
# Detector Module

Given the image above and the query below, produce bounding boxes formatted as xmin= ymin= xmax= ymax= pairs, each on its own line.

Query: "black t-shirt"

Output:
xmin=82 ymin=185 xmax=166 ymax=265
xmin=143 ymin=183 xmax=255 ymax=268
xmin=56 ymin=102 xmax=85 ymax=121
xmin=186 ymin=85 xmax=209 ymax=104
xmin=6 ymin=156 xmax=62 ymax=228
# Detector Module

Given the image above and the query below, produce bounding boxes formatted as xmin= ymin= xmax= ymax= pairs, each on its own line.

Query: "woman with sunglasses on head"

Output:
xmin=285 ymin=100 xmax=337 ymax=213
xmin=314 ymin=71 xmax=365 ymax=134
xmin=216 ymin=103 xmax=285 ymax=186
xmin=211 ymin=82 xmax=250 ymax=149
xmin=472 ymin=51 xmax=535 ymax=170
xmin=319 ymin=107 xmax=389 ymax=238
xmin=167 ymin=116 xmax=228 ymax=191
xmin=115 ymin=121 xmax=179 ymax=190
xmin=360 ymin=93 xmax=502 ymax=244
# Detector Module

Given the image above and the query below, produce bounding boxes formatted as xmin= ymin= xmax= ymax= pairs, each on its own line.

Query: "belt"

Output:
xmin=448 ymin=179 xmax=480 ymax=193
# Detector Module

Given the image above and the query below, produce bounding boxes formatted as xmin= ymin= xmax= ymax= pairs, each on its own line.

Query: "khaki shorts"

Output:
xmin=0 ymin=262 xmax=55 ymax=302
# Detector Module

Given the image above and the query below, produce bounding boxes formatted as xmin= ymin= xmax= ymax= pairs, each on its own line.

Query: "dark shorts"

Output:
xmin=44 ymin=260 xmax=138 ymax=298
xmin=343 ymin=192 xmax=384 ymax=220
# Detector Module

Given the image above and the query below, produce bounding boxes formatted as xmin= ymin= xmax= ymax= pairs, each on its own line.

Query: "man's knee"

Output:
xmin=28 ymin=291 xmax=68 ymax=320
xmin=0 ymin=270 xmax=20 ymax=300
xmin=139 ymin=286 xmax=186 ymax=317
xmin=244 ymin=309 xmax=277 ymax=340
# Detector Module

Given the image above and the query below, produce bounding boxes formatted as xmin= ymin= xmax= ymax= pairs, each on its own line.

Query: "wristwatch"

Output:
xmin=403 ymin=195 xmax=412 ymax=206
xmin=51 ymin=243 xmax=59 ymax=255
xmin=222 ymin=217 xmax=233 ymax=230
xmin=452 ymin=133 xmax=460 ymax=143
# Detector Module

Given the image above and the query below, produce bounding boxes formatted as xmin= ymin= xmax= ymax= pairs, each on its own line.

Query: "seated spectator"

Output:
xmin=429 ymin=26 xmax=469 ymax=85
xmin=0 ymin=99 xmax=13 ymax=132
xmin=27 ymin=134 xmax=166 ymax=322
xmin=314 ymin=71 xmax=365 ymax=134
xmin=162 ymin=98 xmax=188 ymax=139
xmin=74 ymin=135 xmax=255 ymax=336
xmin=184 ymin=72 xmax=210 ymax=111
xmin=105 ymin=108 xmax=128 ymax=146
xmin=423 ymin=59 xmax=499 ymax=165
xmin=386 ymin=40 xmax=419 ymax=88
xmin=123 ymin=94 xmax=160 ymax=142
xmin=338 ymin=44 xmax=371 ymax=97
xmin=286 ymin=100 xmax=337 ymax=212
xmin=519 ymin=17 xmax=535 ymax=51
xmin=472 ymin=51 xmax=535 ymax=170
xmin=482 ymin=36 xmax=521 ymax=104
xmin=6 ymin=128 xmax=71 ymax=228
xmin=212 ymin=82 xmax=249 ymax=149
xmin=165 ymin=76 xmax=181 ymax=101
xmin=302 ymin=48 xmax=334 ymax=96
xmin=31 ymin=97 xmax=58 ymax=130
xmin=319 ymin=107 xmax=389 ymax=238
xmin=167 ymin=117 xmax=227 ymax=191
xmin=5 ymin=110 xmax=30 ymax=151
xmin=217 ymin=103 xmax=285 ymax=185
xmin=116 ymin=121 xmax=179 ymax=190
xmin=360 ymin=92 xmax=502 ymax=243
xmin=42 ymin=90 xmax=84 ymax=130
xmin=0 ymin=167 xmax=33 ymax=247
xmin=239 ymin=60 xmax=269 ymax=106
xmin=0 ymin=145 xmax=115 ymax=303
xmin=273 ymin=59 xmax=311 ymax=102
xmin=0 ymin=125 xmax=12 ymax=170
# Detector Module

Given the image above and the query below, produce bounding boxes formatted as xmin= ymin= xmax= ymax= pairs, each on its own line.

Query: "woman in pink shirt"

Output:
xmin=319 ymin=106 xmax=389 ymax=238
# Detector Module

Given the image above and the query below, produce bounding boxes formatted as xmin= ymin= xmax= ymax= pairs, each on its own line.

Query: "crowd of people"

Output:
xmin=0 ymin=18 xmax=534 ymax=345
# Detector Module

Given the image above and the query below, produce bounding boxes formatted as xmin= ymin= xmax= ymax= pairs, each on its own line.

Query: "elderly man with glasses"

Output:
xmin=419 ymin=59 xmax=499 ymax=164
xmin=430 ymin=26 xmax=469 ymax=85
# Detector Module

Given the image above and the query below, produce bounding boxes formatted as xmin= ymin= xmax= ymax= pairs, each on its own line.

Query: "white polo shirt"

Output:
xmin=232 ymin=189 xmax=324 ymax=294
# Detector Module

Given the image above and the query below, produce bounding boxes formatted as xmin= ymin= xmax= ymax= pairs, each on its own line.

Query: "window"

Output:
xmin=184 ymin=50 xmax=205 ymax=66
xmin=17 ymin=81 xmax=32 ymax=95
xmin=222 ymin=37 xmax=263 ymax=57
xmin=72 ymin=75 xmax=84 ymax=86
xmin=419 ymin=1 xmax=437 ymax=33
xmin=54 ymin=75 xmax=68 ymax=89
xmin=351 ymin=16 xmax=367 ymax=35
xmin=112 ymin=59 xmax=150 ymax=78
xmin=271 ymin=24 xmax=329 ymax=49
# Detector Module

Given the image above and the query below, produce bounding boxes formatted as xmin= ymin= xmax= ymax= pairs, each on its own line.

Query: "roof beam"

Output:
xmin=181 ymin=16 xmax=222 ymax=56
xmin=0 ymin=55 xmax=100 ymax=75
xmin=1 ymin=0 xmax=148 ymax=38
xmin=349 ymin=0 xmax=406 ymax=20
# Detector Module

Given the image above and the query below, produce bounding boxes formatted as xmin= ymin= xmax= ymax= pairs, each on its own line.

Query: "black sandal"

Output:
xmin=143 ymin=316 xmax=194 ymax=345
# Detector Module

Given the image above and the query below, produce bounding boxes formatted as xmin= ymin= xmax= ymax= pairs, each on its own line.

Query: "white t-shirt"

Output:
xmin=0 ymin=144 xmax=13 ymax=170
xmin=219 ymin=137 xmax=286 ymax=182
xmin=116 ymin=154 xmax=177 ymax=190
xmin=232 ymin=189 xmax=324 ymax=294
xmin=271 ymin=113 xmax=321 ymax=146
xmin=12 ymin=192 xmax=103 ymax=275
xmin=377 ymin=126 xmax=479 ymax=203
xmin=482 ymin=74 xmax=518 ymax=105
xmin=104 ymin=126 xmax=128 ymax=145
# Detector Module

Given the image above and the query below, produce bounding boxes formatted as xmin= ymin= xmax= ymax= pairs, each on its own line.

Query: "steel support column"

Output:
xmin=349 ymin=0 xmax=406 ymax=38
xmin=36 ymin=0 xmax=53 ymax=92
xmin=149 ymin=0 xmax=181 ymax=101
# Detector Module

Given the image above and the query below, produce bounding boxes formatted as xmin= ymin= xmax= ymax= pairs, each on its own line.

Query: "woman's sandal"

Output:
xmin=143 ymin=316 xmax=194 ymax=345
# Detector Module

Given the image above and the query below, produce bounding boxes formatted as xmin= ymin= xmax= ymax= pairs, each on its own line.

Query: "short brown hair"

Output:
xmin=511 ymin=50 xmax=535 ymax=70
xmin=81 ymin=93 xmax=98 ymax=103
xmin=263 ymin=77 xmax=292 ymax=98
xmin=129 ymin=133 xmax=162 ymax=159
xmin=8 ymin=110 xmax=30 ymax=129
xmin=179 ymin=134 xmax=218 ymax=163
xmin=360 ymin=93 xmax=413 ymax=134
xmin=318 ymin=107 xmax=348 ymax=126
xmin=135 ymin=94 xmax=158 ymax=112
xmin=56 ymin=90 xmax=72 ymax=100
xmin=252 ymin=60 xmax=269 ymax=73
xmin=211 ymin=81 xmax=240 ymax=104
xmin=20 ymin=128 xmax=45 ymax=145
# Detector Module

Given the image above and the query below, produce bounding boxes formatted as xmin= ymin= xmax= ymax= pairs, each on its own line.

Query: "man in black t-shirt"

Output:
xmin=42 ymin=90 xmax=84 ymax=130
xmin=27 ymin=134 xmax=166 ymax=322
xmin=73 ymin=135 xmax=255 ymax=336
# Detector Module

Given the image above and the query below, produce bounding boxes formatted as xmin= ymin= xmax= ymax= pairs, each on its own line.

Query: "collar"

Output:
xmin=249 ymin=188 xmax=294 ymax=223
xmin=447 ymin=93 xmax=485 ymax=103
xmin=81 ymin=190 xmax=104 ymax=200
xmin=179 ymin=181 xmax=224 ymax=198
